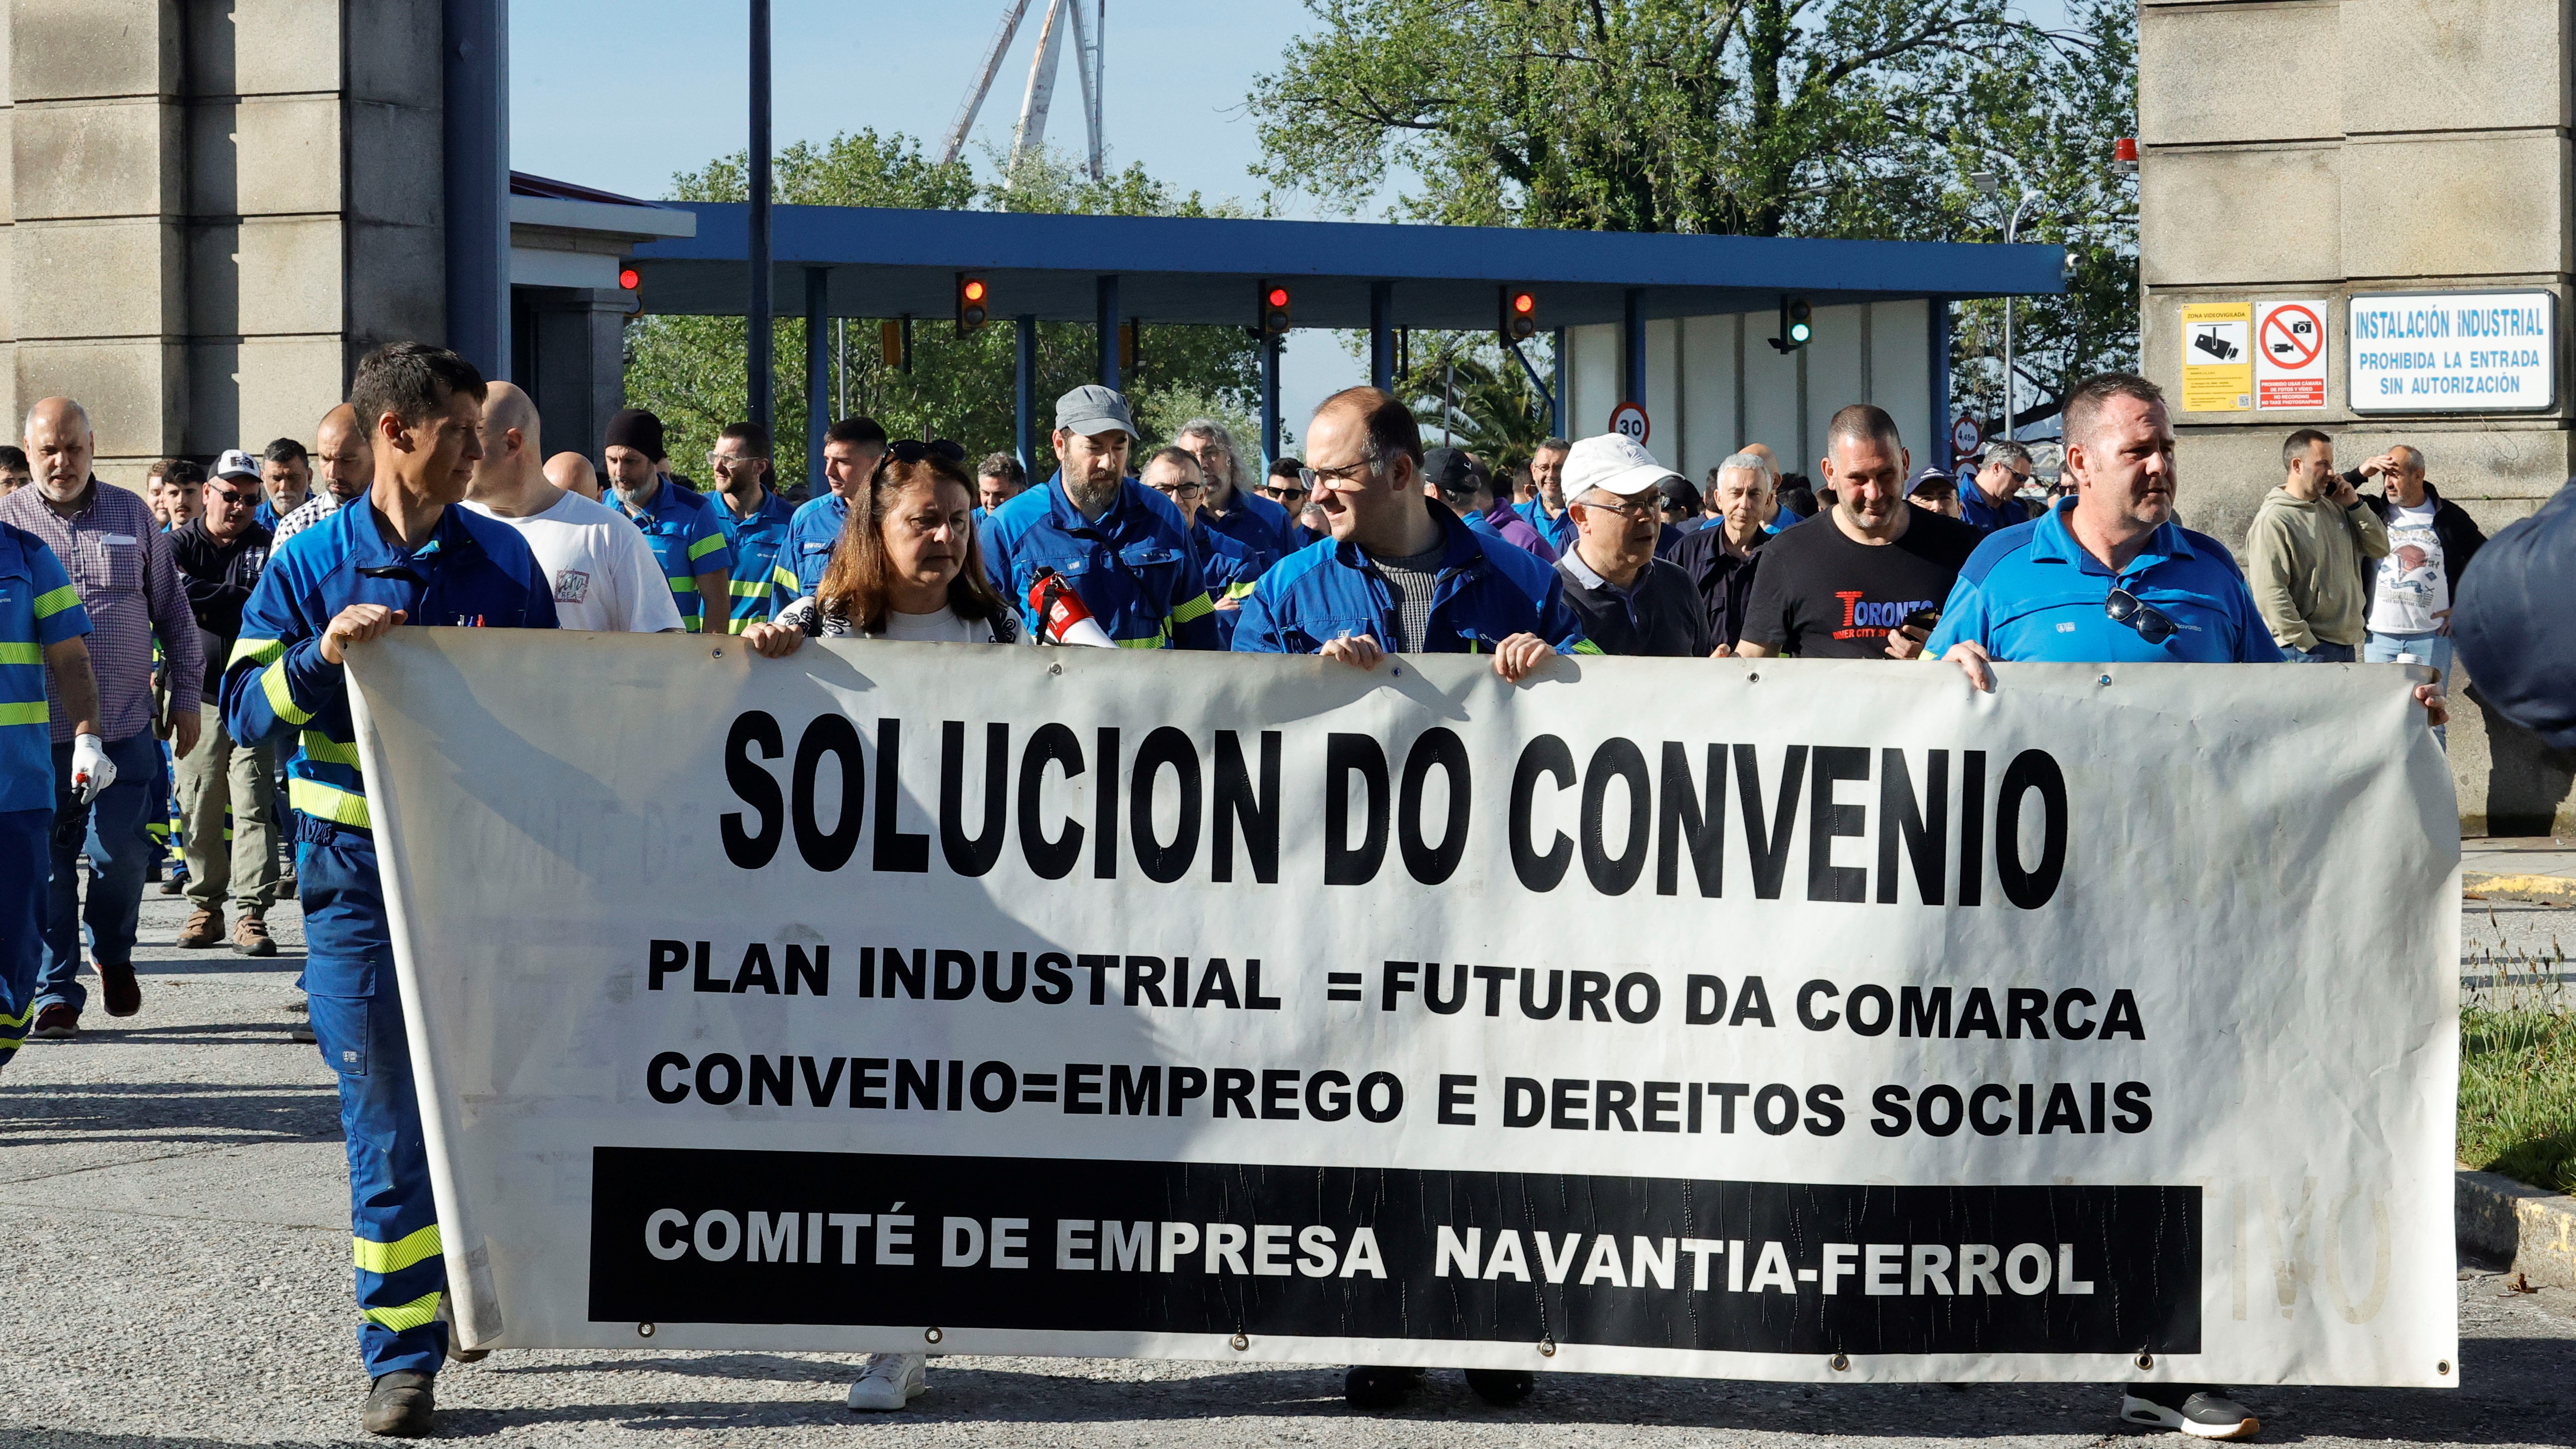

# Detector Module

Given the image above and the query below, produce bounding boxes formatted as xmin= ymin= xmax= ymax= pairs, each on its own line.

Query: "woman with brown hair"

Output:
xmin=743 ymin=442 xmax=1025 ymax=655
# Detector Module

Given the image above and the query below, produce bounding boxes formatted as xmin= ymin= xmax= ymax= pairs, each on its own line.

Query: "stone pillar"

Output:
xmin=2140 ymin=0 xmax=2576 ymax=833
xmin=9 ymin=0 xmax=189 ymax=480
xmin=511 ymin=285 xmax=627 ymax=465
xmin=1 ymin=0 xmax=444 ymax=487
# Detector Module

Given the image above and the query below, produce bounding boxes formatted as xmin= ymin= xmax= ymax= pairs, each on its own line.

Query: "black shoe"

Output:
xmin=1343 ymin=1364 xmax=1423 ymax=1410
xmin=362 ymin=1371 xmax=436 ymax=1437
xmin=2121 ymin=1386 xmax=2259 ymax=1440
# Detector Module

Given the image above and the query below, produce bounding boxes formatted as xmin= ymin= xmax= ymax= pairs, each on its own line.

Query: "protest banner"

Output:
xmin=348 ymin=633 xmax=2459 ymax=1387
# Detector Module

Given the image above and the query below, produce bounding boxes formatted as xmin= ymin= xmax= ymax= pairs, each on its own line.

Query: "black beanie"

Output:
xmin=604 ymin=407 xmax=666 ymax=461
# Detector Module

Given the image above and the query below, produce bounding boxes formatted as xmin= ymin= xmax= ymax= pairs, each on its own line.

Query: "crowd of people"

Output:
xmin=0 ymin=334 xmax=2536 ymax=1441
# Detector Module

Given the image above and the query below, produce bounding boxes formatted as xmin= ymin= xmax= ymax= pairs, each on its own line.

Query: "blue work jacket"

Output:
xmin=613 ymin=480 xmax=733 ymax=634
xmin=979 ymin=474 xmax=1219 ymax=649
xmin=1516 ymin=498 xmax=1579 ymax=553
xmin=223 ymin=499 xmax=558 ymax=850
xmin=716 ymin=489 xmax=798 ymax=634
xmin=1232 ymin=505 xmax=1598 ymax=657
xmin=0 ymin=524 xmax=90 ymax=813
xmin=1200 ymin=489 xmax=1295 ymax=565
xmin=779 ymin=493 xmax=848 ymax=607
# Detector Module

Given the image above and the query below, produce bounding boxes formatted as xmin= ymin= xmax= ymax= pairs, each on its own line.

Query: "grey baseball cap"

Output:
xmin=1054 ymin=384 xmax=1137 ymax=438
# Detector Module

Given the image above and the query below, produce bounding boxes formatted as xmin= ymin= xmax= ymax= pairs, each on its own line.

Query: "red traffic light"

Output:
xmin=956 ymin=273 xmax=990 ymax=335
xmin=1268 ymin=287 xmax=1289 ymax=308
xmin=963 ymin=279 xmax=987 ymax=303
xmin=1257 ymin=281 xmax=1291 ymax=336
xmin=1512 ymin=292 xmax=1534 ymax=314
xmin=618 ymin=268 xmax=639 ymax=290
xmin=1500 ymin=286 xmax=1538 ymax=341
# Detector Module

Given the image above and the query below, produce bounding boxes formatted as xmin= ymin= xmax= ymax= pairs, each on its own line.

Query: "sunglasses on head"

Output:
xmin=884 ymin=439 xmax=966 ymax=465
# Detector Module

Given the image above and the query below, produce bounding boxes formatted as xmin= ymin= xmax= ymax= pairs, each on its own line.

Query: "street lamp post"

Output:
xmin=1971 ymin=172 xmax=2044 ymax=441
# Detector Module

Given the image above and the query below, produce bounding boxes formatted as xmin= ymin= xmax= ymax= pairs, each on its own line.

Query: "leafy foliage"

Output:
xmin=621 ymin=133 xmax=1265 ymax=492
xmin=1396 ymin=337 xmax=1557 ymax=475
xmin=1248 ymin=0 xmax=2138 ymax=436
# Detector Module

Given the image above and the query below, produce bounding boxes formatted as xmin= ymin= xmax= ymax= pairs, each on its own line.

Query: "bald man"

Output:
xmin=0 ymin=397 xmax=205 ymax=1037
xmin=544 ymin=450 xmax=601 ymax=502
xmin=272 ymin=404 xmax=373 ymax=550
xmin=463 ymin=384 xmax=681 ymax=634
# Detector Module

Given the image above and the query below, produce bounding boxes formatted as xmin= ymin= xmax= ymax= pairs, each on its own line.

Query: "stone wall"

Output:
xmin=2140 ymin=0 xmax=2576 ymax=835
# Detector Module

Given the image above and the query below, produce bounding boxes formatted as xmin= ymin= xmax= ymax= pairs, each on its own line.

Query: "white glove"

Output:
xmin=70 ymin=732 xmax=115 ymax=805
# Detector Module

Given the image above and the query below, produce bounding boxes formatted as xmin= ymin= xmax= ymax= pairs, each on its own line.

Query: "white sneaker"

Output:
xmin=2121 ymin=1388 xmax=2260 ymax=1440
xmin=846 ymin=1352 xmax=927 ymax=1411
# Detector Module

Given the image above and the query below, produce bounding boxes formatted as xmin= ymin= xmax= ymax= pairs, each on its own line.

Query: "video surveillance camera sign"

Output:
xmin=2255 ymin=301 xmax=2329 ymax=410
xmin=2178 ymin=303 xmax=2253 ymax=412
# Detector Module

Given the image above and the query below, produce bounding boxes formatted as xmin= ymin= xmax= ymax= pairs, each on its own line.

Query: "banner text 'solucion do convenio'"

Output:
xmin=346 ymin=632 xmax=2460 ymax=1387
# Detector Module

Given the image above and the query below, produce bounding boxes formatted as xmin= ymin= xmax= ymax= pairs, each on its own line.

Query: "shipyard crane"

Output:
xmin=938 ymin=0 xmax=1104 ymax=180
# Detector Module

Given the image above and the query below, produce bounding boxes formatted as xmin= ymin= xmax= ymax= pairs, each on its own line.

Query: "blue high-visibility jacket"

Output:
xmin=1200 ymin=489 xmax=1295 ymax=567
xmin=1232 ymin=505 xmax=1599 ymax=657
xmin=715 ymin=489 xmax=797 ymax=634
xmin=1187 ymin=517 xmax=1266 ymax=650
xmin=613 ymin=480 xmax=733 ymax=633
xmin=1516 ymin=498 xmax=1578 ymax=553
xmin=778 ymin=493 xmax=848 ymax=608
xmin=979 ymin=474 xmax=1219 ymax=649
xmin=222 ymin=499 xmax=558 ymax=851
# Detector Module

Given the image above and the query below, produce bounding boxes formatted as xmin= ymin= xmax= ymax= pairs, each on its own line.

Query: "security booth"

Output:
xmin=627 ymin=205 xmax=2063 ymax=488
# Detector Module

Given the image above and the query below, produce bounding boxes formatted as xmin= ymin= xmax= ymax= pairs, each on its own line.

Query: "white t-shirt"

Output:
xmin=774 ymin=594 xmax=1031 ymax=644
xmin=465 ymin=490 xmax=684 ymax=633
xmin=2368 ymin=499 xmax=2447 ymax=635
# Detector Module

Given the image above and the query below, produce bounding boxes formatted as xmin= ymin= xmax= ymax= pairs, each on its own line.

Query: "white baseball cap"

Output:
xmin=213 ymin=448 xmax=261 ymax=481
xmin=1561 ymin=433 xmax=1678 ymax=500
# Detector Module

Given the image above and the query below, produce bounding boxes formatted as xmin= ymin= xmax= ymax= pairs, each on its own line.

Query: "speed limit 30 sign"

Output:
xmin=1607 ymin=401 xmax=1650 ymax=445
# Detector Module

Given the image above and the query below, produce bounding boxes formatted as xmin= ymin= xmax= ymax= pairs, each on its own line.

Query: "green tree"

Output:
xmin=1396 ymin=337 xmax=1554 ymax=475
xmin=620 ymin=133 xmax=1265 ymax=492
xmin=1248 ymin=0 xmax=2138 ymax=435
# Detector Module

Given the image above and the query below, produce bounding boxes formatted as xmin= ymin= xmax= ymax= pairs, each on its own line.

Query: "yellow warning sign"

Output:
xmin=2179 ymin=302 xmax=2254 ymax=412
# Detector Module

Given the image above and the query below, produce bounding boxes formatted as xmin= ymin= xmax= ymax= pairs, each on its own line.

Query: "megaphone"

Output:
xmin=1028 ymin=567 xmax=1117 ymax=648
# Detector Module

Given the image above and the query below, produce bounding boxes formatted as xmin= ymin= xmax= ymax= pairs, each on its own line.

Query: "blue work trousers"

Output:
xmin=301 ymin=838 xmax=449 ymax=1377
xmin=37 ymin=731 xmax=161 ymax=1014
xmin=0 ymin=808 xmax=46 ymax=1065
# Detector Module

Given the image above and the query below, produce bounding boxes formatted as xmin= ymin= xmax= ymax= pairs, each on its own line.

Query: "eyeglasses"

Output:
xmin=1577 ymin=495 xmax=1658 ymax=523
xmin=1150 ymin=481 xmax=1206 ymax=500
xmin=885 ymin=439 xmax=967 ymax=464
xmin=207 ymin=487 xmax=250 ymax=506
xmin=2105 ymin=586 xmax=2177 ymax=645
xmin=1300 ymin=460 xmax=1375 ymax=490
xmin=1259 ymin=482 xmax=1306 ymax=500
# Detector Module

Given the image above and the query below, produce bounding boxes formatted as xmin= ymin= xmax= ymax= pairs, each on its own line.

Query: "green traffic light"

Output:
xmin=1789 ymin=321 xmax=1812 ymax=343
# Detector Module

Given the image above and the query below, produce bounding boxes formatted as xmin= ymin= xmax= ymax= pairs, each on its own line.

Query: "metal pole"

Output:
xmin=2001 ymin=194 xmax=2034 ymax=440
xmin=1929 ymin=298 xmax=1953 ymax=470
xmin=803 ymin=268 xmax=828 ymax=495
xmin=1369 ymin=281 xmax=1393 ymax=391
xmin=1621 ymin=289 xmax=1645 ymax=408
xmin=1095 ymin=275 xmax=1120 ymax=389
xmin=1017 ymin=315 xmax=1039 ymax=477
xmin=441 ymin=0 xmax=510 ymax=379
xmin=1550 ymin=327 xmax=1566 ymax=438
xmin=1260 ymin=335 xmax=1281 ymax=465
xmin=747 ymin=0 xmax=774 ymax=432
xmin=1442 ymin=353 xmax=1454 ymax=446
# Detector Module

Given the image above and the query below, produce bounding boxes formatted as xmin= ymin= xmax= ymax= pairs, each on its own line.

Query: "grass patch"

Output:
xmin=2460 ymin=995 xmax=2576 ymax=1195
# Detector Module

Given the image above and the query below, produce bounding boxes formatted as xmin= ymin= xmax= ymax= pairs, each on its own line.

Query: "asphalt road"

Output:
xmin=2 ymin=887 xmax=2571 ymax=1449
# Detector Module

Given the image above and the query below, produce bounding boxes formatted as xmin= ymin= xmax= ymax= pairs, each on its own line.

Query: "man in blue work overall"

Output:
xmin=778 ymin=415 xmax=890 ymax=609
xmin=980 ymin=385 xmax=1220 ymax=649
xmin=1233 ymin=387 xmax=1592 ymax=685
xmin=2 ymin=522 xmax=107 ymax=1073
xmin=225 ymin=342 xmax=559 ymax=1438
xmin=601 ymin=408 xmax=732 ymax=634
xmin=706 ymin=420 xmax=797 ymax=635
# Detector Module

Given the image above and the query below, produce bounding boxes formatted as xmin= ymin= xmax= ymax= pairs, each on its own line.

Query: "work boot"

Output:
xmin=231 ymin=914 xmax=277 ymax=957
xmin=361 ymin=1371 xmax=436 ymax=1436
xmin=94 ymin=961 xmax=141 ymax=1018
xmin=1464 ymin=1368 xmax=1535 ymax=1406
xmin=178 ymin=906 xmax=225 ymax=948
xmin=28 ymin=1004 xmax=77 ymax=1040
xmin=157 ymin=872 xmax=185 ymax=895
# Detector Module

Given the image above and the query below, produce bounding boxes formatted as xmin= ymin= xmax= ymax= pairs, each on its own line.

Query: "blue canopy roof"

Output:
xmin=629 ymin=204 xmax=2063 ymax=329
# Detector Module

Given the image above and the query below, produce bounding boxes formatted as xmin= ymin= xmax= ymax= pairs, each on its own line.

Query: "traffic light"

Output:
xmin=1257 ymin=281 xmax=1291 ymax=336
xmin=956 ymin=274 xmax=989 ymax=335
xmin=1770 ymin=296 xmax=1813 ymax=353
xmin=1500 ymin=287 xmax=1538 ymax=343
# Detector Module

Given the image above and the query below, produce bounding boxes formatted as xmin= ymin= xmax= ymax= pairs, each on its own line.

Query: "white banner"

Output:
xmin=349 ymin=633 xmax=2461 ymax=1388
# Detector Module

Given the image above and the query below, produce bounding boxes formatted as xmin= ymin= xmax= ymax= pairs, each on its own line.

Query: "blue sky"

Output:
xmin=511 ymin=0 xmax=1362 ymax=439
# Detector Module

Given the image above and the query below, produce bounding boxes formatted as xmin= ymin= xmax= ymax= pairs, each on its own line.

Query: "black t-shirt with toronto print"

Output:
xmin=1735 ymin=507 xmax=1985 ymax=658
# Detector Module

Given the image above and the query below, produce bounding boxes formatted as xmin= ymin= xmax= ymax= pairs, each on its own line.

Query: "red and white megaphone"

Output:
xmin=1028 ymin=567 xmax=1117 ymax=648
